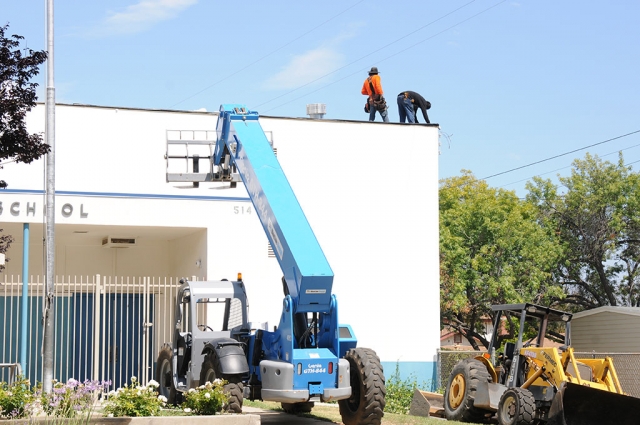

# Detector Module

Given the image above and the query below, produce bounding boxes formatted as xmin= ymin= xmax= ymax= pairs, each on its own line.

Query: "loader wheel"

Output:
xmin=338 ymin=347 xmax=386 ymax=425
xmin=156 ymin=346 xmax=178 ymax=404
xmin=497 ymin=387 xmax=535 ymax=425
xmin=281 ymin=402 xmax=314 ymax=414
xmin=444 ymin=358 xmax=491 ymax=422
xmin=200 ymin=352 xmax=244 ymax=413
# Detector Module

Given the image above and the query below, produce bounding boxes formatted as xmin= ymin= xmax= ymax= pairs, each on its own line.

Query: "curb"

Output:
xmin=11 ymin=415 xmax=260 ymax=425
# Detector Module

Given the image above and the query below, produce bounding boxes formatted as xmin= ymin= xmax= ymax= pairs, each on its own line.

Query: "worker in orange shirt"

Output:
xmin=361 ymin=67 xmax=389 ymax=122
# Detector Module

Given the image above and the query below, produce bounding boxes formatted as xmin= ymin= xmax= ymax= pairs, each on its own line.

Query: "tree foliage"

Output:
xmin=0 ymin=23 xmax=49 ymax=267
xmin=0 ymin=23 xmax=49 ymax=184
xmin=527 ymin=153 xmax=640 ymax=308
xmin=440 ymin=171 xmax=564 ymax=349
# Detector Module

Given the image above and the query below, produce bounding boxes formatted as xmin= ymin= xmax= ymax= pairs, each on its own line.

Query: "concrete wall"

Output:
xmin=0 ymin=103 xmax=440 ymax=387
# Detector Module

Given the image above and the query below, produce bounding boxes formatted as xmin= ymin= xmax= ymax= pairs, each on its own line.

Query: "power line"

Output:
xmin=254 ymin=0 xmax=480 ymax=110
xmin=259 ymin=0 xmax=506 ymax=113
xmin=442 ymin=130 xmax=640 ymax=191
xmin=499 ymin=142 xmax=640 ymax=189
xmin=168 ymin=0 xmax=366 ymax=109
xmin=480 ymin=129 xmax=640 ymax=181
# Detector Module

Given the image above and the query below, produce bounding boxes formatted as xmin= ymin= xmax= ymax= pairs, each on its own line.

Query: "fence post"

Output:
xmin=436 ymin=348 xmax=441 ymax=390
xmin=142 ymin=277 xmax=149 ymax=384
xmin=93 ymin=275 xmax=101 ymax=382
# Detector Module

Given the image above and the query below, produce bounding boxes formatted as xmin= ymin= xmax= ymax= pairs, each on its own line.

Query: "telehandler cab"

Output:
xmin=444 ymin=303 xmax=640 ymax=425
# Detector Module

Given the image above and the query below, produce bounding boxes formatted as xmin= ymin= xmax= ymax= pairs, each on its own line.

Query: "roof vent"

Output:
xmin=306 ymin=103 xmax=326 ymax=119
xmin=102 ymin=236 xmax=137 ymax=248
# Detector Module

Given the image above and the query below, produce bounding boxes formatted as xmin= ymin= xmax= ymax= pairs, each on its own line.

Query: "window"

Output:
xmin=454 ymin=334 xmax=462 ymax=344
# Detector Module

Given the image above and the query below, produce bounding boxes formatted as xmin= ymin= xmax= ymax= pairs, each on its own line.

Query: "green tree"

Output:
xmin=527 ymin=153 xmax=640 ymax=308
xmin=0 ymin=23 xmax=49 ymax=270
xmin=440 ymin=171 xmax=564 ymax=349
xmin=0 ymin=23 xmax=49 ymax=186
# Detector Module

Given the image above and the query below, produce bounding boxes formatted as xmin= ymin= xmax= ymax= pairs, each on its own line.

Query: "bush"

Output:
xmin=0 ymin=377 xmax=34 ymax=419
xmin=384 ymin=363 xmax=422 ymax=415
xmin=103 ymin=377 xmax=166 ymax=417
xmin=181 ymin=379 xmax=228 ymax=415
xmin=38 ymin=378 xmax=110 ymax=418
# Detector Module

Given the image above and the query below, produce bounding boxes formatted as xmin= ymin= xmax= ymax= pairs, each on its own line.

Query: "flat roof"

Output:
xmin=41 ymin=102 xmax=440 ymax=127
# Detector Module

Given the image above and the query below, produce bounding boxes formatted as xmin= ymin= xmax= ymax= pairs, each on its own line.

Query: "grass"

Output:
xmin=242 ymin=400 xmax=479 ymax=425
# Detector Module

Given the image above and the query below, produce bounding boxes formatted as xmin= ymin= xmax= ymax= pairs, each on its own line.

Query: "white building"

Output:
xmin=0 ymin=103 xmax=440 ymax=390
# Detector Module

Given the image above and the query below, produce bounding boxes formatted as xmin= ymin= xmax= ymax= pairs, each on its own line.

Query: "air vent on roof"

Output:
xmin=102 ymin=236 xmax=137 ymax=248
xmin=306 ymin=103 xmax=326 ymax=119
xmin=267 ymin=243 xmax=275 ymax=258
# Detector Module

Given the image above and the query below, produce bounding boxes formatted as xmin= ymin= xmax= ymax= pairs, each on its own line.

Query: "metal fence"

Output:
xmin=0 ymin=274 xmax=189 ymax=389
xmin=437 ymin=349 xmax=640 ymax=398
xmin=437 ymin=349 xmax=482 ymax=391
xmin=574 ymin=352 xmax=640 ymax=398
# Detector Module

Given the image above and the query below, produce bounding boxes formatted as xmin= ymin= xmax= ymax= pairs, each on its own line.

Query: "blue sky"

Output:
xmin=3 ymin=0 xmax=640 ymax=196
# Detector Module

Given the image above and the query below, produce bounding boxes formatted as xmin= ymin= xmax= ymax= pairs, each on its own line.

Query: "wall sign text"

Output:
xmin=0 ymin=201 xmax=89 ymax=218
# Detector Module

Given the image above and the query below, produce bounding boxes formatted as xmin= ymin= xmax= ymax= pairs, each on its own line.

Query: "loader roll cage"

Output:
xmin=488 ymin=303 xmax=572 ymax=352
xmin=488 ymin=303 xmax=573 ymax=388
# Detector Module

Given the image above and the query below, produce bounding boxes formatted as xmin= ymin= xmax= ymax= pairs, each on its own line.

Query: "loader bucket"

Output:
xmin=547 ymin=382 xmax=640 ymax=425
xmin=409 ymin=389 xmax=445 ymax=418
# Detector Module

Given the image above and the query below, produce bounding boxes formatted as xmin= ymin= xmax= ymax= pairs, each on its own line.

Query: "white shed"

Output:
xmin=571 ymin=307 xmax=640 ymax=352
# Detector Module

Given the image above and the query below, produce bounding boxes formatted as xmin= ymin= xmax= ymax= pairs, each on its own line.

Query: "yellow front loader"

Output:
xmin=444 ymin=303 xmax=640 ymax=425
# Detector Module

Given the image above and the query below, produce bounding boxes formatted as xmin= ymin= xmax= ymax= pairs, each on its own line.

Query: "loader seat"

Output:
xmin=504 ymin=342 xmax=516 ymax=361
xmin=177 ymin=333 xmax=192 ymax=376
xmin=566 ymin=361 xmax=593 ymax=382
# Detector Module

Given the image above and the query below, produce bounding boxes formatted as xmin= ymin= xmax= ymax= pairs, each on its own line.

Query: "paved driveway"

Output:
xmin=242 ymin=406 xmax=339 ymax=424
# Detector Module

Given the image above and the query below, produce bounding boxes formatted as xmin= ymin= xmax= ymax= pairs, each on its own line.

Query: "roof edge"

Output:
xmin=36 ymin=102 xmax=440 ymax=127
xmin=573 ymin=306 xmax=640 ymax=319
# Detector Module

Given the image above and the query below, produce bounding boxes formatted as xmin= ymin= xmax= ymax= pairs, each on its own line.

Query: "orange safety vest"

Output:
xmin=361 ymin=75 xmax=384 ymax=98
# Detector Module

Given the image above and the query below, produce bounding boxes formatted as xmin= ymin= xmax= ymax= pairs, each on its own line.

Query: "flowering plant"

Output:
xmin=103 ymin=377 xmax=166 ymax=417
xmin=181 ymin=379 xmax=227 ymax=415
xmin=0 ymin=377 xmax=34 ymax=419
xmin=37 ymin=378 xmax=110 ymax=418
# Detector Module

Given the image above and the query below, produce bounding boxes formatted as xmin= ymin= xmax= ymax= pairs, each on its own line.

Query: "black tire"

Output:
xmin=156 ymin=346 xmax=178 ymax=405
xmin=497 ymin=387 xmax=535 ymax=425
xmin=338 ymin=347 xmax=386 ymax=425
xmin=200 ymin=352 xmax=244 ymax=414
xmin=281 ymin=402 xmax=314 ymax=414
xmin=224 ymin=382 xmax=244 ymax=413
xmin=444 ymin=358 xmax=491 ymax=422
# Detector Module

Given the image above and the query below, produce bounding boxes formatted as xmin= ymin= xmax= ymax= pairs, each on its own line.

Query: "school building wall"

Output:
xmin=0 ymin=103 xmax=440 ymax=387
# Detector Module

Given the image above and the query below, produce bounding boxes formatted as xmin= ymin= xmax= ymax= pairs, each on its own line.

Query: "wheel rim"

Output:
xmin=203 ymin=368 xmax=215 ymax=384
xmin=500 ymin=393 xmax=517 ymax=423
xmin=342 ymin=358 xmax=362 ymax=413
xmin=448 ymin=373 xmax=466 ymax=409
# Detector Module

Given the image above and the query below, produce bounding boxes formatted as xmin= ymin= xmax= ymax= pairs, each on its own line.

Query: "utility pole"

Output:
xmin=42 ymin=0 xmax=56 ymax=393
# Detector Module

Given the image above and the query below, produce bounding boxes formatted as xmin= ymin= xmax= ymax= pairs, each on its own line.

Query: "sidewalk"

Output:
xmin=243 ymin=406 xmax=336 ymax=424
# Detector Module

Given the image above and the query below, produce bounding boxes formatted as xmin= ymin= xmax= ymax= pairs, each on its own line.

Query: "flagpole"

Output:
xmin=42 ymin=0 xmax=56 ymax=393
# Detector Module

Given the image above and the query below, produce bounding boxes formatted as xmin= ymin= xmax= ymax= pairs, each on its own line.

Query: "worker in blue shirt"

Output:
xmin=397 ymin=91 xmax=431 ymax=123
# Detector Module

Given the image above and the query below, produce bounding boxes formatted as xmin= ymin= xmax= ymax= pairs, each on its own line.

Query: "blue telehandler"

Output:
xmin=158 ymin=105 xmax=386 ymax=424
